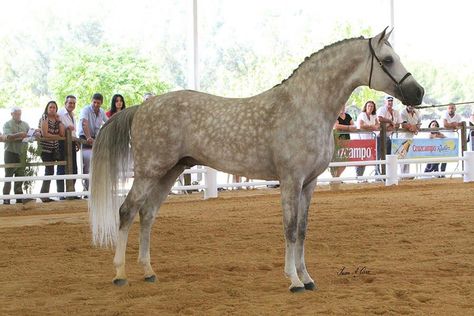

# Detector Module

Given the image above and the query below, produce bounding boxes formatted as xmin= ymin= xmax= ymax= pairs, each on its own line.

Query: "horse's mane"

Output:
xmin=274 ymin=36 xmax=365 ymax=88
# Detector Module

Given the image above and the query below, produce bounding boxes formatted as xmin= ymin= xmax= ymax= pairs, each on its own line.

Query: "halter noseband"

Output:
xmin=368 ymin=38 xmax=412 ymax=103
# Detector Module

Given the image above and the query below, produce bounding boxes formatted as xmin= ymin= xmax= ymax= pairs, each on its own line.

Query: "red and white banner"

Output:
xmin=334 ymin=139 xmax=376 ymax=162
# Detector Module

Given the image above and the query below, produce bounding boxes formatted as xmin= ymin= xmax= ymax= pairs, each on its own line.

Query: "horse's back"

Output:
xmin=131 ymin=90 xmax=281 ymax=179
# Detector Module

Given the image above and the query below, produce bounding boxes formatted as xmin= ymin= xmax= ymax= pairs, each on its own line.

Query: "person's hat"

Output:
xmin=10 ymin=106 xmax=21 ymax=113
xmin=385 ymin=96 xmax=394 ymax=101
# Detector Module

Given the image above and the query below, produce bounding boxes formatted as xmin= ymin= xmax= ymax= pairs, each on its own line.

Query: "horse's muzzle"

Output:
xmin=400 ymin=81 xmax=424 ymax=106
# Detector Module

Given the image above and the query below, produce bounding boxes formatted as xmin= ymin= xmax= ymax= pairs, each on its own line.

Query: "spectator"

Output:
xmin=442 ymin=103 xmax=463 ymax=172
xmin=57 ymin=95 xmax=80 ymax=199
xmin=331 ymin=105 xmax=356 ymax=179
xmin=2 ymin=107 xmax=35 ymax=204
xmin=78 ymin=93 xmax=108 ymax=192
xmin=106 ymin=94 xmax=126 ymax=118
xmin=38 ymin=101 xmax=65 ymax=202
xmin=376 ymin=96 xmax=402 ymax=176
xmin=399 ymin=105 xmax=421 ymax=177
xmin=442 ymin=103 xmax=463 ymax=138
xmin=424 ymin=120 xmax=447 ymax=177
xmin=356 ymin=100 xmax=379 ymax=180
xmin=233 ymin=175 xmax=242 ymax=186
xmin=143 ymin=92 xmax=155 ymax=101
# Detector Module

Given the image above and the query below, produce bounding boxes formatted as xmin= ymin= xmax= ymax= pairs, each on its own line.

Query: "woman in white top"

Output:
xmin=356 ymin=100 xmax=379 ymax=178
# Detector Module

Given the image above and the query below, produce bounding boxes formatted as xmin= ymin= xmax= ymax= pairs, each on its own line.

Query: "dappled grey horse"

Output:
xmin=89 ymin=28 xmax=424 ymax=292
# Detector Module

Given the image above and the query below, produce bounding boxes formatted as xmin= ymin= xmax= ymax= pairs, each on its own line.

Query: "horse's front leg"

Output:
xmin=280 ymin=178 xmax=305 ymax=292
xmin=295 ymin=177 xmax=319 ymax=291
xmin=138 ymin=165 xmax=186 ymax=282
xmin=138 ymin=200 xmax=158 ymax=283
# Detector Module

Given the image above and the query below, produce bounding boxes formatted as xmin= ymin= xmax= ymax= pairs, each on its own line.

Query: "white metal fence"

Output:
xmin=1 ymin=152 xmax=474 ymax=203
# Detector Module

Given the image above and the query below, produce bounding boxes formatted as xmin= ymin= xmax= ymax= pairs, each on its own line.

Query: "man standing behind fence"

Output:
xmin=376 ymin=96 xmax=402 ymax=176
xmin=442 ymin=103 xmax=463 ymax=137
xmin=399 ymin=105 xmax=421 ymax=177
xmin=442 ymin=103 xmax=463 ymax=175
xmin=78 ymin=93 xmax=108 ymax=193
xmin=2 ymin=107 xmax=33 ymax=204
xmin=57 ymin=95 xmax=80 ymax=199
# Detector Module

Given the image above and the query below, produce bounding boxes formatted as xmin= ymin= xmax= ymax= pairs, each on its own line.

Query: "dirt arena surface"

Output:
xmin=1 ymin=179 xmax=473 ymax=315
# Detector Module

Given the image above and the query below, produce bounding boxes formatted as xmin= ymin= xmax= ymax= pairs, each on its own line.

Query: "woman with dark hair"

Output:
xmin=355 ymin=100 xmax=379 ymax=180
xmin=39 ymin=100 xmax=65 ymax=202
xmin=330 ymin=104 xmax=357 ymax=179
xmin=424 ymin=120 xmax=447 ymax=176
xmin=106 ymin=94 xmax=126 ymax=118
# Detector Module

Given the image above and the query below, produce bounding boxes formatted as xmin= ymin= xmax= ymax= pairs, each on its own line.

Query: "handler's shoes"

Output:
xmin=20 ymin=198 xmax=35 ymax=204
xmin=41 ymin=198 xmax=54 ymax=203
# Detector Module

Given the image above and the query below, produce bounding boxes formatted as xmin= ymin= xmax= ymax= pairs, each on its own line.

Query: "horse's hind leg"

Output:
xmin=295 ymin=177 xmax=318 ymax=291
xmin=113 ymin=178 xmax=155 ymax=285
xmin=138 ymin=164 xmax=186 ymax=282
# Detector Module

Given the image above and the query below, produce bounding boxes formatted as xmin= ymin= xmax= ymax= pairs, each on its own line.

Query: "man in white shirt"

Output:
xmin=375 ymin=96 xmax=402 ymax=175
xmin=399 ymin=105 xmax=421 ymax=175
xmin=442 ymin=103 xmax=463 ymax=175
xmin=442 ymin=103 xmax=463 ymax=138
xmin=57 ymin=95 xmax=79 ymax=198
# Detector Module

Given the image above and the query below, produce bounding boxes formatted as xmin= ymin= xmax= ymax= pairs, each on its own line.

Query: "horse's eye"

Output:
xmin=383 ymin=56 xmax=394 ymax=65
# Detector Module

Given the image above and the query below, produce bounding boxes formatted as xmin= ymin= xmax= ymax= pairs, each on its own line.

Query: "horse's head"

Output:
xmin=368 ymin=28 xmax=424 ymax=106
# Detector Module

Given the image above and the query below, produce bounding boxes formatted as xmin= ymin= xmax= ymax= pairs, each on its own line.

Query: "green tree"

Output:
xmin=48 ymin=44 xmax=170 ymax=109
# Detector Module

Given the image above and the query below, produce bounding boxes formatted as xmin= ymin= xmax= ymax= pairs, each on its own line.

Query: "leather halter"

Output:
xmin=368 ymin=38 xmax=412 ymax=103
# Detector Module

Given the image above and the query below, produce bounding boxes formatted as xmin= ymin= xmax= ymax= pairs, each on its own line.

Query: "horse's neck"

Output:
xmin=282 ymin=39 xmax=368 ymax=120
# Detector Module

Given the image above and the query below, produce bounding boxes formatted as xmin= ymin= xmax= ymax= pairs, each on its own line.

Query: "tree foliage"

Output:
xmin=2 ymin=1 xmax=474 ymax=118
xmin=48 ymin=44 xmax=170 ymax=109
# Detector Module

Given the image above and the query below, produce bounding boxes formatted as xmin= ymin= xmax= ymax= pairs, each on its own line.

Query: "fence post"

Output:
xmin=385 ymin=154 xmax=398 ymax=186
xmin=380 ymin=123 xmax=387 ymax=175
xmin=460 ymin=122 xmax=467 ymax=154
xmin=65 ymin=129 xmax=74 ymax=192
xmin=463 ymin=151 xmax=474 ymax=182
xmin=204 ymin=167 xmax=218 ymax=199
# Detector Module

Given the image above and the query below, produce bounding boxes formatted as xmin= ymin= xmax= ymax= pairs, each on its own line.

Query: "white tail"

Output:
xmin=88 ymin=106 xmax=139 ymax=248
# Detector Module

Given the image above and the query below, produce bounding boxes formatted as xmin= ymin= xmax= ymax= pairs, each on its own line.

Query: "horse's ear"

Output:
xmin=385 ymin=28 xmax=394 ymax=41
xmin=373 ymin=26 xmax=390 ymax=44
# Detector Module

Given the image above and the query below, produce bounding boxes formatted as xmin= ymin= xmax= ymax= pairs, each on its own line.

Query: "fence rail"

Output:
xmin=1 ymin=126 xmax=474 ymax=202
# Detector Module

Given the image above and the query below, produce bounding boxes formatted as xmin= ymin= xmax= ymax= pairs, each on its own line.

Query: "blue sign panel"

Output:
xmin=391 ymin=138 xmax=458 ymax=159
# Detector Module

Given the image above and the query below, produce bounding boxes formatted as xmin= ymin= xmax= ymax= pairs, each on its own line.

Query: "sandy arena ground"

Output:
xmin=0 ymin=179 xmax=473 ymax=315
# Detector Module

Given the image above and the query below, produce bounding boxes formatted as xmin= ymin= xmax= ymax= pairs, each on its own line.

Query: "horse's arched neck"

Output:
xmin=280 ymin=38 xmax=368 ymax=116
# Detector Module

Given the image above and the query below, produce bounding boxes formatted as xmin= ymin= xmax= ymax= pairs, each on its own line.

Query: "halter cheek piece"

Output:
xmin=368 ymin=38 xmax=412 ymax=103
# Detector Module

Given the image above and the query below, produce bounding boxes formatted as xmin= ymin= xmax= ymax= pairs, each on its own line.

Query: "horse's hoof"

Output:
xmin=113 ymin=278 xmax=128 ymax=286
xmin=304 ymin=282 xmax=317 ymax=291
xmin=289 ymin=286 xmax=305 ymax=293
xmin=144 ymin=275 xmax=156 ymax=283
